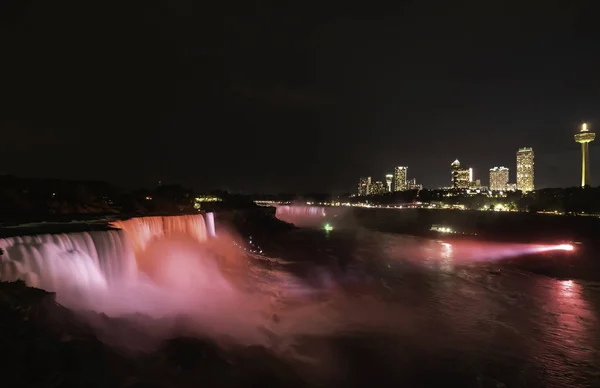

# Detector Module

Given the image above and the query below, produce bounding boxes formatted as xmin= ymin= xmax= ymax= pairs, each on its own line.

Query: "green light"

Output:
xmin=324 ymin=223 xmax=334 ymax=231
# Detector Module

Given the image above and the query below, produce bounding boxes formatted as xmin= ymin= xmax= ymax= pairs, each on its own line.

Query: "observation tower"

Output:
xmin=574 ymin=122 xmax=595 ymax=187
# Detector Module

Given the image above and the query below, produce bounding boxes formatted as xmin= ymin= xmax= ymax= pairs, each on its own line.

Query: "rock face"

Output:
xmin=0 ymin=281 xmax=304 ymax=388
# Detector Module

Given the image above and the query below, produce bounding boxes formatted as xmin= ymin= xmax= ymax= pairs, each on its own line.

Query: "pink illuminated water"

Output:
xmin=0 ymin=230 xmax=137 ymax=290
xmin=276 ymin=205 xmax=326 ymax=217
xmin=1 ymin=211 xmax=599 ymax=386
xmin=0 ymin=214 xmax=339 ymax=349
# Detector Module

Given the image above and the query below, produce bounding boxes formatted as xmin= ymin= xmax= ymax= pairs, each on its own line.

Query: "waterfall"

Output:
xmin=0 ymin=213 xmax=216 ymax=292
xmin=110 ymin=214 xmax=212 ymax=257
xmin=0 ymin=230 xmax=136 ymax=291
xmin=274 ymin=205 xmax=327 ymax=227
xmin=276 ymin=205 xmax=326 ymax=217
xmin=206 ymin=212 xmax=216 ymax=238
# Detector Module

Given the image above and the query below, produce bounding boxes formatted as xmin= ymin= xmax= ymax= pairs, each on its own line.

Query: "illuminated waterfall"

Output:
xmin=0 ymin=230 xmax=136 ymax=291
xmin=274 ymin=205 xmax=328 ymax=228
xmin=0 ymin=213 xmax=216 ymax=292
xmin=276 ymin=206 xmax=326 ymax=218
xmin=111 ymin=214 xmax=211 ymax=257
xmin=206 ymin=212 xmax=216 ymax=238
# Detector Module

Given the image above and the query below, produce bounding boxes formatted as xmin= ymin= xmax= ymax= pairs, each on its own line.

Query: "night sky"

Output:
xmin=2 ymin=1 xmax=599 ymax=193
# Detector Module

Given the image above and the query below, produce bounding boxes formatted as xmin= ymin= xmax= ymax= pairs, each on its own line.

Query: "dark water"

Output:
xmin=256 ymin=229 xmax=600 ymax=387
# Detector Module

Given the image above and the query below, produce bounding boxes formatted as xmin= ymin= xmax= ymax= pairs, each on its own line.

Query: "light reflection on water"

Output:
xmin=270 ymin=230 xmax=600 ymax=387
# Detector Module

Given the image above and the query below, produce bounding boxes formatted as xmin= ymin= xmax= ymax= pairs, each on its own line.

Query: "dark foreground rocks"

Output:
xmin=0 ymin=281 xmax=305 ymax=388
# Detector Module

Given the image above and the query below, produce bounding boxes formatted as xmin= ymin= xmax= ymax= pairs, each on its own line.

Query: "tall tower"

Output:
xmin=574 ymin=122 xmax=595 ymax=187
xmin=451 ymin=159 xmax=461 ymax=188
xmin=450 ymin=159 xmax=470 ymax=189
xmin=516 ymin=147 xmax=534 ymax=192
xmin=385 ymin=174 xmax=393 ymax=192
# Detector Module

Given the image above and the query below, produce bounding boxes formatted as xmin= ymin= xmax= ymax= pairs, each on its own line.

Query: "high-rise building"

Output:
xmin=470 ymin=179 xmax=482 ymax=189
xmin=393 ymin=166 xmax=408 ymax=191
xmin=516 ymin=147 xmax=534 ymax=192
xmin=407 ymin=177 xmax=423 ymax=190
xmin=574 ymin=122 xmax=595 ymax=187
xmin=358 ymin=176 xmax=371 ymax=196
xmin=385 ymin=174 xmax=393 ymax=192
xmin=371 ymin=181 xmax=387 ymax=195
xmin=451 ymin=159 xmax=471 ymax=189
xmin=489 ymin=166 xmax=509 ymax=191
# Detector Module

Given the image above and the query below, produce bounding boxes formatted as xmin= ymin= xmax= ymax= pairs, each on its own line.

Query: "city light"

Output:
xmin=451 ymin=160 xmax=472 ymax=189
xmin=493 ymin=204 xmax=508 ymax=211
xmin=516 ymin=147 xmax=535 ymax=192
xmin=324 ymin=223 xmax=334 ymax=231
xmin=385 ymin=174 xmax=393 ymax=192
xmin=489 ymin=166 xmax=509 ymax=191
xmin=393 ymin=166 xmax=408 ymax=192
xmin=431 ymin=225 xmax=454 ymax=233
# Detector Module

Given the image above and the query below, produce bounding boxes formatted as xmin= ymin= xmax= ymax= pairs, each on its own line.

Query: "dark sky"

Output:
xmin=1 ymin=0 xmax=599 ymax=193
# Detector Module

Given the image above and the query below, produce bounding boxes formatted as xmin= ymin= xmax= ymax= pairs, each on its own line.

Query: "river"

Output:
xmin=252 ymin=227 xmax=600 ymax=387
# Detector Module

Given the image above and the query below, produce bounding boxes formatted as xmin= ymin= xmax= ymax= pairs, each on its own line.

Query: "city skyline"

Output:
xmin=357 ymin=146 xmax=530 ymax=194
xmin=356 ymin=121 xmax=596 ymax=193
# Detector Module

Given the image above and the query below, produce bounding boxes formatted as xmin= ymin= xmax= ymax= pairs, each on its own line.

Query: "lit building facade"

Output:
xmin=385 ymin=174 xmax=393 ymax=192
xmin=469 ymin=178 xmax=482 ymax=189
xmin=574 ymin=122 xmax=595 ymax=187
xmin=516 ymin=147 xmax=535 ymax=192
xmin=371 ymin=181 xmax=387 ymax=195
xmin=358 ymin=176 xmax=371 ymax=196
xmin=489 ymin=166 xmax=509 ymax=191
xmin=451 ymin=159 xmax=471 ymax=189
xmin=393 ymin=166 xmax=408 ymax=191
xmin=407 ymin=177 xmax=423 ymax=190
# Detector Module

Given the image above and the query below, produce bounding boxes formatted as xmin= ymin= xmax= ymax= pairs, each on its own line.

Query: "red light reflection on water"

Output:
xmin=533 ymin=243 xmax=575 ymax=253
xmin=398 ymin=240 xmax=576 ymax=268
xmin=532 ymin=277 xmax=598 ymax=385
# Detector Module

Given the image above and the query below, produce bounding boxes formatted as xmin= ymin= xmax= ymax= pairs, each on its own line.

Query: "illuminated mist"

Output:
xmin=0 ymin=214 xmax=344 ymax=354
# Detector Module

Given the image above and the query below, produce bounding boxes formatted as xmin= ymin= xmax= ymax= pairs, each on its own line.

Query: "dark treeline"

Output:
xmin=0 ymin=175 xmax=122 ymax=217
xmin=0 ymin=175 xmax=259 ymax=221
xmin=0 ymin=175 xmax=187 ymax=218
